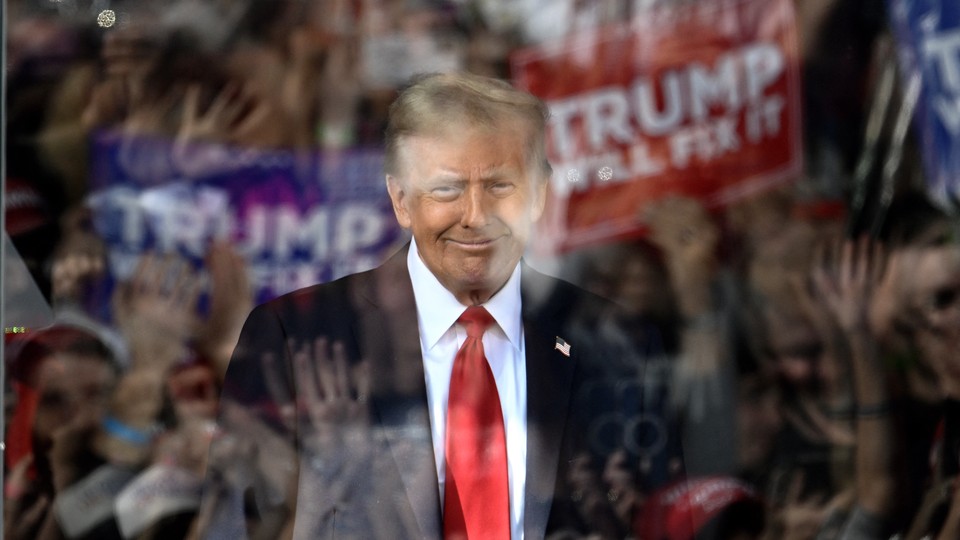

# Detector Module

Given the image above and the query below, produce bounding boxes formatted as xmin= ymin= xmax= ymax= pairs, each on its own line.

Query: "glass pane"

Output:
xmin=4 ymin=1 xmax=958 ymax=538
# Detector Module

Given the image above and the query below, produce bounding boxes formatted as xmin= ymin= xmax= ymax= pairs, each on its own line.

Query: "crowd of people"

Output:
xmin=4 ymin=0 xmax=960 ymax=538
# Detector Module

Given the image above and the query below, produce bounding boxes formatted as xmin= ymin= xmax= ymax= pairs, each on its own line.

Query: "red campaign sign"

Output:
xmin=511 ymin=0 xmax=802 ymax=253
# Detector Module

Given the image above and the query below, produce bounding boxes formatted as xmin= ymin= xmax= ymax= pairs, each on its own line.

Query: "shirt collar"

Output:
xmin=407 ymin=238 xmax=523 ymax=352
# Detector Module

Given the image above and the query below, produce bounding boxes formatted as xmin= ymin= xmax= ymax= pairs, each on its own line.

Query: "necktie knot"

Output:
xmin=458 ymin=306 xmax=494 ymax=339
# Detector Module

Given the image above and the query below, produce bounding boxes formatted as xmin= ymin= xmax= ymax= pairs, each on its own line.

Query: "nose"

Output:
xmin=460 ymin=184 xmax=490 ymax=228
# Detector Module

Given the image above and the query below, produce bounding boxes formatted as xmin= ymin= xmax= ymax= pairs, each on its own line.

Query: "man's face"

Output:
xmin=387 ymin=123 xmax=546 ymax=305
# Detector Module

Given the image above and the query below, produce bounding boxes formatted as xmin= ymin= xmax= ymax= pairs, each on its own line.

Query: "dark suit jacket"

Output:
xmin=205 ymin=245 xmax=673 ymax=539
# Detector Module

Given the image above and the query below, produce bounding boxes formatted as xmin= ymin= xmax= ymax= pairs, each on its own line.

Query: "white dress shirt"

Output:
xmin=407 ymin=239 xmax=528 ymax=539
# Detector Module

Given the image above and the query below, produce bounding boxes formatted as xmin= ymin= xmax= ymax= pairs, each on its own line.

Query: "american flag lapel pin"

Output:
xmin=554 ymin=337 xmax=571 ymax=357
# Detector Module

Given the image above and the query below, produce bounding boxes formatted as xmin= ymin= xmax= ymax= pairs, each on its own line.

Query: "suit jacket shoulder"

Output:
xmin=208 ymin=246 xmax=684 ymax=539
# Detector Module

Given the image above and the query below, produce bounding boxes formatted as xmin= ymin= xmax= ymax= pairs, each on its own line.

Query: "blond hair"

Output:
xmin=384 ymin=72 xmax=552 ymax=179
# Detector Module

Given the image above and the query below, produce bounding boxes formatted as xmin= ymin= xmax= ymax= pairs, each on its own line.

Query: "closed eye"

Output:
xmin=430 ymin=185 xmax=462 ymax=200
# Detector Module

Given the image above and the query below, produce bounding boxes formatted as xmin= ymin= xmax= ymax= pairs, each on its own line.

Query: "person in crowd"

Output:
xmin=204 ymin=71 xmax=679 ymax=539
xmin=802 ymin=236 xmax=897 ymax=538
xmin=4 ymin=241 xmax=251 ymax=538
xmin=871 ymin=194 xmax=960 ymax=539
xmin=4 ymin=325 xmax=121 ymax=540
xmin=742 ymin=218 xmax=855 ymax=515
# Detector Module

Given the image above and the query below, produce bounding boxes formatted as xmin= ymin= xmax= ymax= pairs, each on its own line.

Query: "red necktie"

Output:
xmin=443 ymin=306 xmax=510 ymax=540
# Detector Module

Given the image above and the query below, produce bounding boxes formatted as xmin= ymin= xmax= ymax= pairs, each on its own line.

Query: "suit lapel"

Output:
xmin=521 ymin=272 xmax=578 ymax=539
xmin=352 ymin=245 xmax=442 ymax=540
xmin=347 ymin=251 xmax=580 ymax=539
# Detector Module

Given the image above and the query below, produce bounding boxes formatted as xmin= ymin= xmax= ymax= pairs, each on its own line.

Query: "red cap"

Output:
xmin=4 ymin=177 xmax=51 ymax=236
xmin=636 ymin=476 xmax=761 ymax=540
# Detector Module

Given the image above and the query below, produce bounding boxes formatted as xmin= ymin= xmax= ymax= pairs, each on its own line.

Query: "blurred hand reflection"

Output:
xmin=112 ymin=252 xmax=200 ymax=371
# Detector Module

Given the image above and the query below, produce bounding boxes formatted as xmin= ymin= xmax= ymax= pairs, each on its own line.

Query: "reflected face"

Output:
xmin=910 ymin=246 xmax=960 ymax=386
xmin=387 ymin=124 xmax=546 ymax=304
xmin=33 ymin=354 xmax=114 ymax=445
xmin=913 ymin=246 xmax=960 ymax=329
xmin=617 ymin=254 xmax=669 ymax=319
xmin=765 ymin=312 xmax=823 ymax=388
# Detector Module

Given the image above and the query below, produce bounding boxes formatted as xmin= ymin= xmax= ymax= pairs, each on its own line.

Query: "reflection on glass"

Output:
xmin=4 ymin=1 xmax=960 ymax=539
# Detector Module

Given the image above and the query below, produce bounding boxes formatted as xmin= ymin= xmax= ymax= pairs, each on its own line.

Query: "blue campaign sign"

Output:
xmin=87 ymin=132 xmax=404 ymax=308
xmin=888 ymin=0 xmax=960 ymax=206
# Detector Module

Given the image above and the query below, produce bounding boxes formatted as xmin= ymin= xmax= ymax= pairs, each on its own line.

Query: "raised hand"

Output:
xmin=867 ymin=246 xmax=910 ymax=344
xmin=82 ymin=26 xmax=157 ymax=131
xmin=291 ymin=338 xmax=371 ymax=455
xmin=178 ymin=84 xmax=250 ymax=143
xmin=197 ymin=242 xmax=252 ymax=380
xmin=122 ymin=88 xmax=180 ymax=137
xmin=563 ymin=452 xmax=624 ymax=538
xmin=809 ymin=236 xmax=901 ymax=515
xmin=50 ymin=208 xmax=107 ymax=306
xmin=259 ymin=339 xmax=372 ymax=517
xmin=810 ymin=237 xmax=886 ymax=334
xmin=81 ymin=77 xmax=129 ymax=131
xmin=601 ymin=449 xmax=639 ymax=525
xmin=766 ymin=471 xmax=852 ymax=540
xmin=646 ymin=196 xmax=720 ymax=270
xmin=645 ymin=196 xmax=719 ymax=318
xmin=112 ymin=252 xmax=201 ymax=371
xmin=315 ymin=35 xmax=362 ymax=148
xmin=202 ymin=398 xmax=298 ymax=539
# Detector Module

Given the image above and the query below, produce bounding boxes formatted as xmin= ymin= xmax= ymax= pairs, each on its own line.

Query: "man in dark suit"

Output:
xmin=202 ymin=73 xmax=676 ymax=539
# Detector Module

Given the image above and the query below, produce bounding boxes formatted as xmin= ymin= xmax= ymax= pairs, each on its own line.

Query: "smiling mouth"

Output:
xmin=447 ymin=238 xmax=498 ymax=249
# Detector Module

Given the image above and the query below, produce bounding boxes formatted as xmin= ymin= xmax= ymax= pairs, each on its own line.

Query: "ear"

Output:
xmin=386 ymin=174 xmax=412 ymax=229
xmin=530 ymin=175 xmax=548 ymax=223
